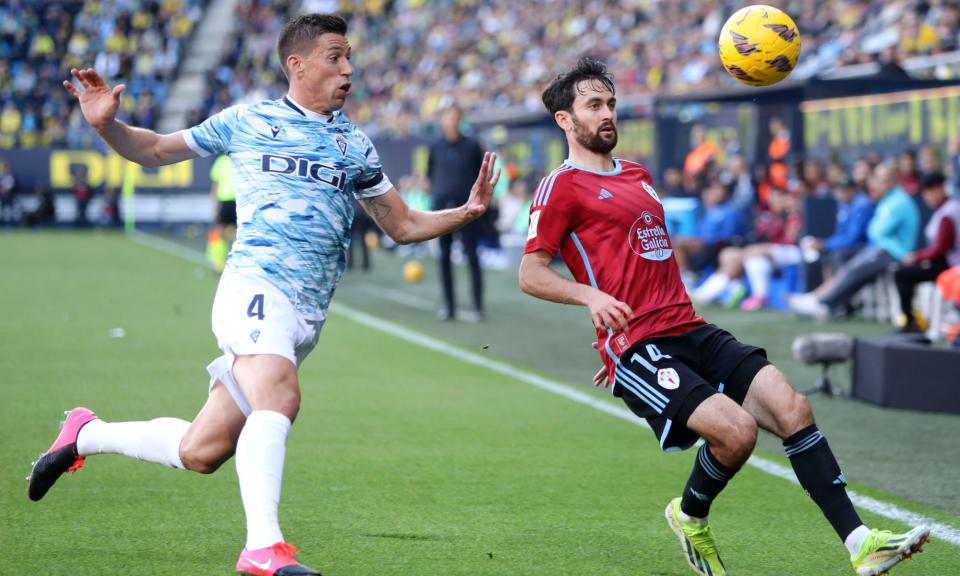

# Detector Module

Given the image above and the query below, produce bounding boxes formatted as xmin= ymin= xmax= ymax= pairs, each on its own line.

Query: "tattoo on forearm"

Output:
xmin=361 ymin=197 xmax=393 ymax=221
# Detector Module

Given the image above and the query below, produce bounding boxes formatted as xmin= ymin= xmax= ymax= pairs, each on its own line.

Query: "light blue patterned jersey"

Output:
xmin=184 ymin=96 xmax=392 ymax=319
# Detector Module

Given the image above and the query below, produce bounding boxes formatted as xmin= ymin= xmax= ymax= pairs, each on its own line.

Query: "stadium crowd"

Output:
xmin=6 ymin=0 xmax=960 ymax=143
xmin=0 ymin=0 xmax=206 ymax=149
xmin=647 ymin=123 xmax=960 ymax=345
xmin=2 ymin=0 xmax=959 ymax=343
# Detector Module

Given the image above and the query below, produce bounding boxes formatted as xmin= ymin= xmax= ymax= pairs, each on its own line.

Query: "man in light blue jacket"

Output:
xmin=790 ymin=162 xmax=919 ymax=319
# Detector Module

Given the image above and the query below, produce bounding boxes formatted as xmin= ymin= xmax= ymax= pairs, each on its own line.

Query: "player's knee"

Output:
xmin=710 ymin=410 xmax=757 ymax=467
xmin=729 ymin=411 xmax=758 ymax=460
xmin=179 ymin=443 xmax=227 ymax=475
xmin=268 ymin=383 xmax=301 ymax=423
xmin=781 ymin=392 xmax=815 ymax=438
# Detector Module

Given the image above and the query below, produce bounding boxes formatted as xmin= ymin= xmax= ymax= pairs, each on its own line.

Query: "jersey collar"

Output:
xmin=283 ymin=94 xmax=335 ymax=123
xmin=564 ymin=158 xmax=622 ymax=176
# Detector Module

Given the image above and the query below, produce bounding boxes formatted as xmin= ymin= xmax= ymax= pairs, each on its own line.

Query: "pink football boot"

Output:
xmin=236 ymin=542 xmax=322 ymax=576
xmin=27 ymin=407 xmax=98 ymax=501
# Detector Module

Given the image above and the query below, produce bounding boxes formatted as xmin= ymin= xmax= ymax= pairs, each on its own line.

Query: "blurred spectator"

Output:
xmin=673 ymin=180 xmax=741 ymax=278
xmin=99 ymin=184 xmax=121 ymax=228
xmin=800 ymin=158 xmax=831 ymax=197
xmin=207 ymin=154 xmax=236 ymax=273
xmin=682 ymin=124 xmax=718 ymax=188
xmin=937 ymin=266 xmax=960 ymax=347
xmin=898 ymin=149 xmax=921 ymax=196
xmin=71 ymin=168 xmax=94 ymax=227
xmin=496 ymin=177 xmax=532 ymax=239
xmin=918 ymin=144 xmax=942 ymax=177
xmin=693 ymin=187 xmax=799 ymax=307
xmin=427 ymin=103 xmax=485 ymax=321
xmin=789 ymin=162 xmax=920 ymax=320
xmin=738 ymin=191 xmax=804 ymax=311
xmin=800 ymin=175 xmax=875 ymax=275
xmin=21 ymin=182 xmax=55 ymax=227
xmin=0 ymin=159 xmax=17 ymax=226
xmin=893 ymin=172 xmax=960 ymax=332
xmin=721 ymin=154 xmax=755 ymax=212
xmin=661 ymin=167 xmax=686 ymax=198
xmin=400 ymin=174 xmax=431 ymax=211
xmin=347 ymin=198 xmax=374 ymax=272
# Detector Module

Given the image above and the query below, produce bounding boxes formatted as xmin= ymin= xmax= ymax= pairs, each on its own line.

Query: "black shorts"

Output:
xmin=613 ymin=324 xmax=769 ymax=452
xmin=217 ymin=200 xmax=237 ymax=227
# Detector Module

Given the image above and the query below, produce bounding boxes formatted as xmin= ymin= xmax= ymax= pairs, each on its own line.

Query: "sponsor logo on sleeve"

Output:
xmin=527 ymin=209 xmax=541 ymax=240
xmin=641 ymin=180 xmax=661 ymax=203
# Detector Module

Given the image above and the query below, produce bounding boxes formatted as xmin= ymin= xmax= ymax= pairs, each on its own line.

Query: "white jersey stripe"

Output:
xmin=537 ymin=165 xmax=573 ymax=207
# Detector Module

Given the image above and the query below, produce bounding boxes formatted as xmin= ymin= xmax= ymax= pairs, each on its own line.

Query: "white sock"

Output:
xmin=743 ymin=256 xmax=772 ymax=300
xmin=76 ymin=418 xmax=190 ymax=469
xmin=679 ymin=509 xmax=707 ymax=526
xmin=845 ymin=525 xmax=870 ymax=556
xmin=236 ymin=410 xmax=291 ymax=550
xmin=693 ymin=273 xmax=730 ymax=303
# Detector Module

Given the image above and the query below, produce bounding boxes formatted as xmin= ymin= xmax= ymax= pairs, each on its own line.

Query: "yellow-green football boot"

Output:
xmin=665 ymin=497 xmax=726 ymax=576
xmin=851 ymin=526 xmax=929 ymax=575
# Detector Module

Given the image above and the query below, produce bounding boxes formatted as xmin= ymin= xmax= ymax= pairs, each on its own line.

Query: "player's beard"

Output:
xmin=572 ymin=115 xmax=618 ymax=155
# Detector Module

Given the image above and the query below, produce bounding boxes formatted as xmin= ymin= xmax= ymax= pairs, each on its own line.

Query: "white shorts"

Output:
xmin=206 ymin=272 xmax=323 ymax=415
xmin=767 ymin=244 xmax=803 ymax=267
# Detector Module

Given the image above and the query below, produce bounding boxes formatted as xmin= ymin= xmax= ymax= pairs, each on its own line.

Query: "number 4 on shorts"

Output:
xmin=247 ymin=294 xmax=265 ymax=320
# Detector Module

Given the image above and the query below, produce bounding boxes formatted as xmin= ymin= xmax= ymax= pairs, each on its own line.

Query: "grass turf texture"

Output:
xmin=0 ymin=232 xmax=956 ymax=575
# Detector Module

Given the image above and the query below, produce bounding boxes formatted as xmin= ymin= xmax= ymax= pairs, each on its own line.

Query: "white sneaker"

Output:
xmin=788 ymin=293 xmax=829 ymax=320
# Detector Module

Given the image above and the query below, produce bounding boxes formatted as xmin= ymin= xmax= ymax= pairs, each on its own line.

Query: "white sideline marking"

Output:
xmin=332 ymin=302 xmax=960 ymax=547
xmin=131 ymin=231 xmax=960 ymax=547
xmin=130 ymin=230 xmax=210 ymax=267
xmin=354 ymin=284 xmax=437 ymax=311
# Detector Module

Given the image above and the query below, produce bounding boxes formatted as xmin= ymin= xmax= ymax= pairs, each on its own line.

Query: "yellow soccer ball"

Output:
xmin=718 ymin=5 xmax=801 ymax=87
xmin=403 ymin=260 xmax=425 ymax=283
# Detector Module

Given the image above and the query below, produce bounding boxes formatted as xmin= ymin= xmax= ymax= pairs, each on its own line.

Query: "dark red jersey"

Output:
xmin=524 ymin=159 xmax=705 ymax=380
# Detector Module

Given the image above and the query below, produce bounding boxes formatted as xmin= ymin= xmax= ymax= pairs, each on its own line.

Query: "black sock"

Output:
xmin=680 ymin=443 xmax=737 ymax=519
xmin=784 ymin=424 xmax=862 ymax=541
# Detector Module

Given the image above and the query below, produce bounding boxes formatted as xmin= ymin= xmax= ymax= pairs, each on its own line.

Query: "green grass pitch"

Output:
xmin=1 ymin=232 xmax=956 ymax=575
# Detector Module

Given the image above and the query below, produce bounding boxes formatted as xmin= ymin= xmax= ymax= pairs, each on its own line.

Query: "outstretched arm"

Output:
xmin=518 ymin=250 xmax=633 ymax=333
xmin=63 ymin=68 xmax=196 ymax=167
xmin=360 ymin=152 xmax=500 ymax=244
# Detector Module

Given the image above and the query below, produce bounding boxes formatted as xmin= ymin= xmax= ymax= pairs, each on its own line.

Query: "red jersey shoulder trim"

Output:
xmin=532 ymin=164 xmax=576 ymax=207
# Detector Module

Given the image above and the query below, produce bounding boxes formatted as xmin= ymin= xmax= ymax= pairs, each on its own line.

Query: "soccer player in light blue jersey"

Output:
xmin=31 ymin=14 xmax=499 ymax=576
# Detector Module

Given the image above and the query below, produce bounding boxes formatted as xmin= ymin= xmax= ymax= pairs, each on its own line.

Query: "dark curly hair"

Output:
xmin=541 ymin=57 xmax=616 ymax=116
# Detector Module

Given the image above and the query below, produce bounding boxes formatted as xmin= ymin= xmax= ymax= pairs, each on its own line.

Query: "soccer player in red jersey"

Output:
xmin=518 ymin=57 xmax=929 ymax=576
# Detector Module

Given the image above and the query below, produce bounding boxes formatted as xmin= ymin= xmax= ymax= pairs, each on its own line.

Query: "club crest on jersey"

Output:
xmin=336 ymin=135 xmax=348 ymax=155
xmin=641 ymin=181 xmax=661 ymax=203
xmin=628 ymin=210 xmax=672 ymax=261
xmin=657 ymin=368 xmax=680 ymax=390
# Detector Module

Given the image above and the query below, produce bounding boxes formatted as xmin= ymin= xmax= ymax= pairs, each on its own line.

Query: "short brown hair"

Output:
xmin=277 ymin=14 xmax=348 ymax=77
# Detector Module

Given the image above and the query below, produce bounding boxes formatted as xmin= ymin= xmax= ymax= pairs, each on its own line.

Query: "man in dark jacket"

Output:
xmin=428 ymin=103 xmax=486 ymax=320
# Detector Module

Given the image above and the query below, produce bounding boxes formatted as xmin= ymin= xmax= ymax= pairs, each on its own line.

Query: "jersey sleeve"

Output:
xmin=182 ymin=105 xmax=244 ymax=158
xmin=524 ymin=176 xmax=575 ymax=256
xmin=353 ymin=129 xmax=393 ymax=199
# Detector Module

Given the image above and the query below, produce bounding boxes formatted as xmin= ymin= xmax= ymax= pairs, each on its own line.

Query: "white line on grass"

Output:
xmin=331 ymin=302 xmax=960 ymax=547
xmin=130 ymin=232 xmax=960 ymax=546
